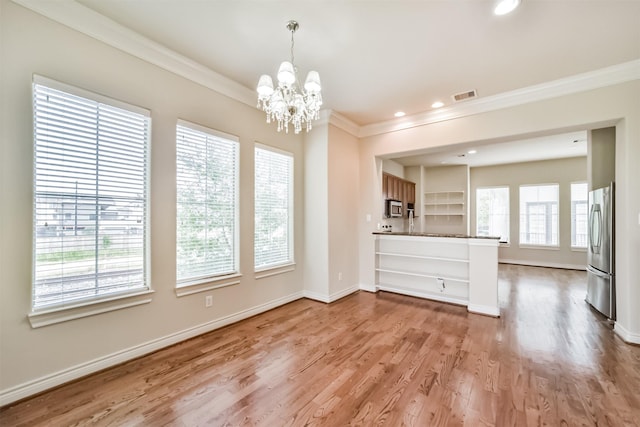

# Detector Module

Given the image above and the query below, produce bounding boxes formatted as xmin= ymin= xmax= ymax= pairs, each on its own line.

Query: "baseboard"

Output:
xmin=0 ymin=291 xmax=304 ymax=407
xmin=376 ymin=285 xmax=467 ymax=307
xmin=499 ymin=259 xmax=586 ymax=271
xmin=359 ymin=283 xmax=378 ymax=293
xmin=303 ymin=284 xmax=359 ymax=304
xmin=467 ymin=304 xmax=500 ymax=317
xmin=614 ymin=322 xmax=640 ymax=345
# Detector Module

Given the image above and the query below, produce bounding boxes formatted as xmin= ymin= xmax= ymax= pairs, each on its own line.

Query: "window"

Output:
xmin=33 ymin=77 xmax=150 ymax=309
xmin=476 ymin=187 xmax=510 ymax=243
xmin=519 ymin=184 xmax=559 ymax=246
xmin=571 ymin=182 xmax=588 ymax=248
xmin=254 ymin=144 xmax=294 ymax=270
xmin=176 ymin=121 xmax=239 ymax=285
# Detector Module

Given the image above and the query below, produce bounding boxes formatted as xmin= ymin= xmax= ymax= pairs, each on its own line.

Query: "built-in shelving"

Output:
xmin=373 ymin=234 xmax=500 ymax=317
xmin=423 ymin=191 xmax=465 ymax=216
xmin=375 ymin=235 xmax=470 ymax=305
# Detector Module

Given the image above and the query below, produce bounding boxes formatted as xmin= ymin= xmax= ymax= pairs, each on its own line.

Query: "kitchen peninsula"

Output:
xmin=373 ymin=232 xmax=500 ymax=317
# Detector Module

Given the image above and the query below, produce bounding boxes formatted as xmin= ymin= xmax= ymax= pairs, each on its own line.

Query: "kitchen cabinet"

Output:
xmin=382 ymin=172 xmax=415 ymax=213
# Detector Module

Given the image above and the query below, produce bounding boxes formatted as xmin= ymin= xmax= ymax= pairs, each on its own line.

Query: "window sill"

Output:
xmin=28 ymin=289 xmax=154 ymax=328
xmin=571 ymin=246 xmax=587 ymax=252
xmin=518 ymin=244 xmax=560 ymax=250
xmin=255 ymin=262 xmax=296 ymax=279
xmin=175 ymin=273 xmax=242 ymax=297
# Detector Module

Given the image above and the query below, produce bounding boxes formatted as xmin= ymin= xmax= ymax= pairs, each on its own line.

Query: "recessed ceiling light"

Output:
xmin=394 ymin=111 xmax=406 ymax=117
xmin=494 ymin=0 xmax=521 ymax=15
xmin=431 ymin=101 xmax=444 ymax=109
xmin=468 ymin=150 xmax=477 ymax=154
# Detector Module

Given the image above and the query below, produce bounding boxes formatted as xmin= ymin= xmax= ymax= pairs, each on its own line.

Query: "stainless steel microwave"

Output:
xmin=386 ymin=199 xmax=402 ymax=218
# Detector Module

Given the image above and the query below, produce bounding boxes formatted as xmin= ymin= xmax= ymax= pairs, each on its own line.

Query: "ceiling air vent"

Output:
xmin=452 ymin=89 xmax=477 ymax=102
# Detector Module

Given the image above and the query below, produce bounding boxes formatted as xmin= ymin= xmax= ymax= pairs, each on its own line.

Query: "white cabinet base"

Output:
xmin=374 ymin=234 xmax=499 ymax=317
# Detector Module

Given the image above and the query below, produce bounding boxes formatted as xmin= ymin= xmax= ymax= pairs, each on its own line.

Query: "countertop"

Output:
xmin=372 ymin=231 xmax=500 ymax=239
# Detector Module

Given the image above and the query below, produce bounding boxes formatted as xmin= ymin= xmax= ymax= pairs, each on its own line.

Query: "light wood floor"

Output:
xmin=2 ymin=265 xmax=639 ymax=426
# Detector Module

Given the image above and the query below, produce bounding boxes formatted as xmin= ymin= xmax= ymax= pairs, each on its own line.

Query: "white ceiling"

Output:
xmin=71 ymin=0 xmax=638 ymax=165
xmin=389 ymin=130 xmax=588 ymax=167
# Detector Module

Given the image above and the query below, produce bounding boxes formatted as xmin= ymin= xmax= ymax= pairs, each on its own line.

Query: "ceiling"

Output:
xmin=390 ymin=130 xmax=588 ymax=167
xmin=71 ymin=0 xmax=638 ymax=165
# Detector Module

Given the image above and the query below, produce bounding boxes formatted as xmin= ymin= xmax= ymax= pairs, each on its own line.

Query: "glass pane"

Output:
xmin=519 ymin=184 xmax=559 ymax=246
xmin=176 ymin=124 xmax=238 ymax=282
xmin=476 ymin=187 xmax=509 ymax=243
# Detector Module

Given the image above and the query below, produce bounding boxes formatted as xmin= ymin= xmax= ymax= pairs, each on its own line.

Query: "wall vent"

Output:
xmin=452 ymin=89 xmax=477 ymax=102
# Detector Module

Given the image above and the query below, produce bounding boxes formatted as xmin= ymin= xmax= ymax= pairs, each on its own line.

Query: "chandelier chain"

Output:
xmin=290 ymin=29 xmax=295 ymax=66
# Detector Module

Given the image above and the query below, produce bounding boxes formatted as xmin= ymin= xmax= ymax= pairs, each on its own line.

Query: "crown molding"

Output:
xmin=12 ymin=0 xmax=256 ymax=107
xmin=315 ymin=110 xmax=360 ymax=136
xmin=14 ymin=0 xmax=639 ymax=140
xmin=358 ymin=59 xmax=640 ymax=138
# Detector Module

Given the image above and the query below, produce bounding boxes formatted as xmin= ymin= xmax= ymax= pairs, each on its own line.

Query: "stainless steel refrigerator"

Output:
xmin=586 ymin=183 xmax=615 ymax=320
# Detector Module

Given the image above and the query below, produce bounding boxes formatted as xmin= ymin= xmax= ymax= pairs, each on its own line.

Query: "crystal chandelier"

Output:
xmin=256 ymin=20 xmax=322 ymax=134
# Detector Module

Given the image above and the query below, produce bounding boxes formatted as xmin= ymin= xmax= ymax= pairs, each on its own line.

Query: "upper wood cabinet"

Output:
xmin=382 ymin=172 xmax=416 ymax=211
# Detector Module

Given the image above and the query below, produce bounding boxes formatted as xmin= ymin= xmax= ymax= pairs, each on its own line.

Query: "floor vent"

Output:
xmin=452 ymin=89 xmax=477 ymax=102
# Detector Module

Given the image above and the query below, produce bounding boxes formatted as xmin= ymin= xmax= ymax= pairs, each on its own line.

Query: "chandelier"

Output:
xmin=256 ymin=20 xmax=322 ymax=134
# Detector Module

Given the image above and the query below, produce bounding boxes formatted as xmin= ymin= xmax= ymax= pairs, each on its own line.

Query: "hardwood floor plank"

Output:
xmin=2 ymin=264 xmax=640 ymax=426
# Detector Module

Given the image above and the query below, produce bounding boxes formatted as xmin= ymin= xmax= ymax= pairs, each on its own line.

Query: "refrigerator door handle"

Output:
xmin=587 ymin=265 xmax=610 ymax=278
xmin=589 ymin=204 xmax=602 ymax=253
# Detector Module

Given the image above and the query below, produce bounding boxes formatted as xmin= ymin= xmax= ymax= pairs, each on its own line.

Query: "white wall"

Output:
xmin=358 ymin=81 xmax=640 ymax=345
xmin=470 ymin=157 xmax=588 ymax=269
xmin=0 ymin=1 xmax=306 ymax=402
xmin=327 ymin=125 xmax=360 ymax=297
xmin=589 ymin=127 xmax=616 ymax=190
xmin=422 ymin=165 xmax=469 ymax=235
xmin=381 ymin=159 xmax=405 ymax=177
xmin=303 ymin=123 xmax=360 ymax=301
xmin=303 ymin=124 xmax=329 ymax=299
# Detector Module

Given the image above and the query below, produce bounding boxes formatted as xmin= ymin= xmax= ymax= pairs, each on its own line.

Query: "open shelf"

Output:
xmin=423 ymin=191 xmax=465 ymax=219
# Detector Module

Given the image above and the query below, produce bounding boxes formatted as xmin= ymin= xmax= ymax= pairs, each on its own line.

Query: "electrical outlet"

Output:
xmin=205 ymin=295 xmax=213 ymax=307
xmin=338 ymin=272 xmax=343 ymax=281
xmin=437 ymin=278 xmax=445 ymax=292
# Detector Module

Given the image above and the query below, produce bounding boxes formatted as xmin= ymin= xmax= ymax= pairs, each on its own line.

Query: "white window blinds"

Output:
xmin=254 ymin=145 xmax=294 ymax=270
xmin=33 ymin=77 xmax=150 ymax=309
xmin=176 ymin=121 xmax=239 ymax=285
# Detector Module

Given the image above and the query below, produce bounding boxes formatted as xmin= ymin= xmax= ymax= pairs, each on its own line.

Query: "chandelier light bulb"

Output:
xmin=256 ymin=20 xmax=322 ymax=134
xmin=494 ymin=0 xmax=520 ymax=15
xmin=304 ymin=71 xmax=322 ymax=94
xmin=277 ymin=61 xmax=296 ymax=87
xmin=256 ymin=75 xmax=274 ymax=97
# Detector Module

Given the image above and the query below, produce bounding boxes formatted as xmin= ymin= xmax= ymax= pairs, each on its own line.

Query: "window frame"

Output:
xmin=254 ymin=143 xmax=295 ymax=274
xmin=175 ymin=119 xmax=240 ymax=295
xmin=29 ymin=75 xmax=153 ymax=327
xmin=518 ymin=183 xmax=560 ymax=248
xmin=475 ymin=186 xmax=510 ymax=244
